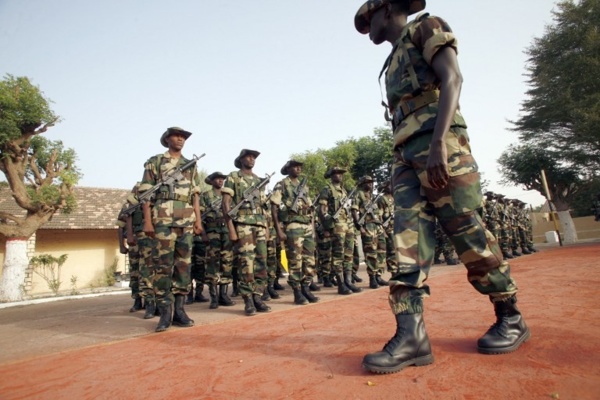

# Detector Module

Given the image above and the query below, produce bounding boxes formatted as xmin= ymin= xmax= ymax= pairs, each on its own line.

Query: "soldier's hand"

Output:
xmin=426 ymin=141 xmax=449 ymax=189
xmin=119 ymin=245 xmax=128 ymax=255
xmin=201 ymin=231 xmax=209 ymax=243
xmin=193 ymin=220 xmax=203 ymax=236
xmin=360 ymin=227 xmax=367 ymax=236
xmin=143 ymin=221 xmax=155 ymax=238
xmin=277 ymin=231 xmax=287 ymax=242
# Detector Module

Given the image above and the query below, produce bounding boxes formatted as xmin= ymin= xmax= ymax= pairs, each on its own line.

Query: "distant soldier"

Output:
xmin=271 ymin=160 xmax=320 ymax=305
xmin=433 ymin=220 xmax=458 ymax=265
xmin=496 ymin=194 xmax=514 ymax=259
xmin=201 ymin=171 xmax=236 ymax=309
xmin=262 ymin=192 xmax=281 ymax=301
xmin=377 ymin=180 xmax=398 ymax=275
xmin=140 ymin=127 xmax=202 ymax=332
xmin=353 ymin=175 xmax=386 ymax=290
xmin=318 ymin=167 xmax=357 ymax=295
xmin=592 ymin=193 xmax=600 ymax=222
xmin=222 ymin=149 xmax=272 ymax=316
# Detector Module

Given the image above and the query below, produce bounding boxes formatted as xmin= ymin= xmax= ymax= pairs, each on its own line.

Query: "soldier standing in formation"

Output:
xmin=271 ymin=160 xmax=320 ymax=305
xmin=355 ymin=0 xmax=529 ymax=373
xmin=221 ymin=149 xmax=272 ymax=316
xmin=201 ymin=171 xmax=236 ymax=309
xmin=140 ymin=127 xmax=202 ymax=332
xmin=353 ymin=176 xmax=386 ymax=289
xmin=377 ymin=180 xmax=398 ymax=275
xmin=318 ymin=167 xmax=358 ymax=296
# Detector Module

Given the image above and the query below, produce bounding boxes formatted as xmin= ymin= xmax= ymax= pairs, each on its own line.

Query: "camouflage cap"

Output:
xmin=358 ymin=175 xmax=374 ymax=186
xmin=234 ymin=149 xmax=260 ymax=169
xmin=280 ymin=159 xmax=304 ymax=175
xmin=354 ymin=0 xmax=426 ymax=34
xmin=205 ymin=171 xmax=228 ymax=185
xmin=324 ymin=166 xmax=347 ymax=179
xmin=484 ymin=191 xmax=495 ymax=196
xmin=160 ymin=127 xmax=192 ymax=147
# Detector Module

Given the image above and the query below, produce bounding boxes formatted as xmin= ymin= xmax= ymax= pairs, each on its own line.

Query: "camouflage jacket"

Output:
xmin=319 ymin=182 xmax=357 ymax=226
xmin=377 ymin=193 xmax=394 ymax=227
xmin=484 ymin=199 xmax=499 ymax=225
xmin=200 ymin=188 xmax=225 ymax=222
xmin=221 ymin=170 xmax=267 ymax=227
xmin=270 ymin=176 xmax=312 ymax=225
xmin=356 ymin=189 xmax=383 ymax=224
xmin=382 ymin=13 xmax=467 ymax=147
xmin=139 ymin=152 xmax=200 ymax=228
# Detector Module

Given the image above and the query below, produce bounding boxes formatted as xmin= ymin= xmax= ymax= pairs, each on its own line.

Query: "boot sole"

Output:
xmin=172 ymin=321 xmax=195 ymax=328
xmin=477 ymin=328 xmax=531 ymax=355
xmin=362 ymin=354 xmax=435 ymax=374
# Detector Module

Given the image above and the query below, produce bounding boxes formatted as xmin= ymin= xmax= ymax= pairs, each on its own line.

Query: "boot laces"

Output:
xmin=486 ymin=316 xmax=510 ymax=338
xmin=383 ymin=326 xmax=406 ymax=353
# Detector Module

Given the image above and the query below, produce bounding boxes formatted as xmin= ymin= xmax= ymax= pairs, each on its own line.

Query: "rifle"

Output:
xmin=118 ymin=153 xmax=205 ymax=219
xmin=201 ymin=197 xmax=222 ymax=222
xmin=332 ymin=186 xmax=358 ymax=221
xmin=290 ymin=177 xmax=310 ymax=213
xmin=227 ymin=171 xmax=275 ymax=220
xmin=382 ymin=214 xmax=393 ymax=229
xmin=358 ymin=193 xmax=383 ymax=226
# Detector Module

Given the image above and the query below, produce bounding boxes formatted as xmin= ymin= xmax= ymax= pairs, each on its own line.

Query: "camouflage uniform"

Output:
xmin=316 ymin=219 xmax=333 ymax=284
xmin=355 ymin=184 xmax=387 ymax=280
xmin=496 ymin=196 xmax=514 ymax=259
xmin=139 ymin=151 xmax=200 ymax=307
xmin=201 ymin=188 xmax=233 ymax=286
xmin=379 ymin=14 xmax=518 ymax=315
xmin=222 ymin=170 xmax=269 ymax=298
xmin=378 ymin=191 xmax=398 ymax=274
xmin=271 ymin=176 xmax=317 ymax=289
xmin=433 ymin=220 xmax=457 ymax=264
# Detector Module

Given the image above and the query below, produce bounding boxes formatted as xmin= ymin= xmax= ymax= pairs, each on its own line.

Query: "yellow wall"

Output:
xmin=0 ymin=229 xmax=128 ymax=296
xmin=532 ymin=215 xmax=600 ymax=243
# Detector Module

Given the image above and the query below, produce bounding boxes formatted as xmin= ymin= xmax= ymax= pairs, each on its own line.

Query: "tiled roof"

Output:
xmin=0 ymin=186 xmax=129 ymax=230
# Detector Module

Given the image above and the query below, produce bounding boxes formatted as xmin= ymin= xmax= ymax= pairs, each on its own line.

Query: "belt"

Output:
xmin=155 ymin=193 xmax=189 ymax=202
xmin=393 ymin=90 xmax=439 ymax=126
xmin=238 ymin=209 xmax=263 ymax=216
xmin=289 ymin=209 xmax=312 ymax=216
xmin=205 ymin=220 xmax=226 ymax=228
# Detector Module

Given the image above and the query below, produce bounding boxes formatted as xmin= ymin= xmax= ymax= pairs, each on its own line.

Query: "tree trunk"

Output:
xmin=0 ymin=238 xmax=29 ymax=302
xmin=557 ymin=211 xmax=578 ymax=244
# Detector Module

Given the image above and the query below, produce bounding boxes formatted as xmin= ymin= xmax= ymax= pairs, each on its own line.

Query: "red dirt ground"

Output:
xmin=1 ymin=243 xmax=599 ymax=399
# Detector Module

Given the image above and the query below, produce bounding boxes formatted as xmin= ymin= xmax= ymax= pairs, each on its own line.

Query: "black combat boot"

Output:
xmin=231 ymin=279 xmax=240 ymax=297
xmin=273 ymin=277 xmax=285 ymax=291
xmin=330 ymin=272 xmax=338 ymax=286
xmin=209 ymin=284 xmax=219 ymax=309
xmin=336 ymin=272 xmax=352 ymax=295
xmin=502 ymin=251 xmax=514 ymax=259
xmin=172 ymin=295 xmax=194 ymax=327
xmin=243 ymin=295 xmax=256 ymax=316
xmin=194 ymin=284 xmax=209 ymax=303
xmin=129 ymin=296 xmax=143 ymax=312
xmin=376 ymin=274 xmax=388 ymax=286
xmin=445 ymin=258 xmax=459 ymax=266
xmin=267 ymin=282 xmax=281 ymax=299
xmin=512 ymin=249 xmax=522 ymax=257
xmin=477 ymin=296 xmax=530 ymax=354
xmin=309 ymin=281 xmax=321 ymax=292
xmin=253 ymin=293 xmax=272 ymax=313
xmin=185 ymin=289 xmax=194 ymax=305
xmin=528 ymin=245 xmax=538 ymax=253
xmin=433 ymin=258 xmax=442 ymax=265
xmin=301 ymin=283 xmax=320 ymax=303
xmin=293 ymin=286 xmax=308 ymax=305
xmin=143 ymin=299 xmax=156 ymax=319
xmin=344 ymin=271 xmax=362 ymax=293
xmin=362 ymin=313 xmax=434 ymax=374
xmin=155 ymin=303 xmax=173 ymax=332
xmin=352 ymin=272 xmax=363 ymax=283
xmin=521 ymin=247 xmax=532 ymax=255
xmin=322 ymin=275 xmax=333 ymax=287
xmin=261 ymin=287 xmax=271 ymax=301
xmin=218 ymin=284 xmax=236 ymax=306
xmin=369 ymin=274 xmax=379 ymax=289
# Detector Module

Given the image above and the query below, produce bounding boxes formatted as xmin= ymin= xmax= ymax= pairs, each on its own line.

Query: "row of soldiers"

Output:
xmin=482 ymin=191 xmax=537 ymax=258
xmin=116 ymin=127 xmax=398 ymax=332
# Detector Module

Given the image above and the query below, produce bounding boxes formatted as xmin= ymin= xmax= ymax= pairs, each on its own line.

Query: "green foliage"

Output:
xmin=103 ymin=257 xmax=119 ymax=287
xmin=0 ymin=75 xmax=58 ymax=144
xmin=509 ymin=0 xmax=600 ymax=178
xmin=348 ymin=127 xmax=393 ymax=186
xmin=70 ymin=275 xmax=79 ymax=296
xmin=30 ymin=253 xmax=68 ymax=296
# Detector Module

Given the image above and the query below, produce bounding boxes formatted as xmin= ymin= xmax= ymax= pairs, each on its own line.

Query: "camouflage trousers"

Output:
xmin=127 ymin=244 xmax=140 ymax=298
xmin=204 ymin=227 xmax=233 ymax=285
xmin=191 ymin=237 xmax=207 ymax=286
xmin=266 ymin=226 xmax=277 ymax=283
xmin=284 ymin=222 xmax=317 ymax=288
xmin=353 ymin=230 xmax=361 ymax=273
xmin=434 ymin=226 xmax=454 ymax=261
xmin=383 ymin=226 xmax=398 ymax=274
xmin=316 ymin=227 xmax=332 ymax=276
xmin=499 ymin=224 xmax=512 ymax=252
xmin=233 ymin=223 xmax=267 ymax=296
xmin=329 ymin=219 xmax=354 ymax=274
xmin=361 ymin=222 xmax=386 ymax=276
xmin=151 ymin=225 xmax=194 ymax=306
xmin=390 ymin=129 xmax=518 ymax=315
xmin=135 ymin=232 xmax=156 ymax=301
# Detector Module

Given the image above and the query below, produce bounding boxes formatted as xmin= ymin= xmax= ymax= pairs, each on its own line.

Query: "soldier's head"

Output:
xmin=485 ymin=191 xmax=495 ymax=199
xmin=495 ymin=194 xmax=505 ymax=203
xmin=354 ymin=0 xmax=426 ymax=44
xmin=160 ymin=127 xmax=192 ymax=149
xmin=358 ymin=175 xmax=374 ymax=191
xmin=281 ymin=160 xmax=303 ymax=178
xmin=378 ymin=179 xmax=391 ymax=193
xmin=325 ymin=166 xmax=347 ymax=184
xmin=205 ymin=171 xmax=227 ymax=189
xmin=234 ymin=149 xmax=260 ymax=170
